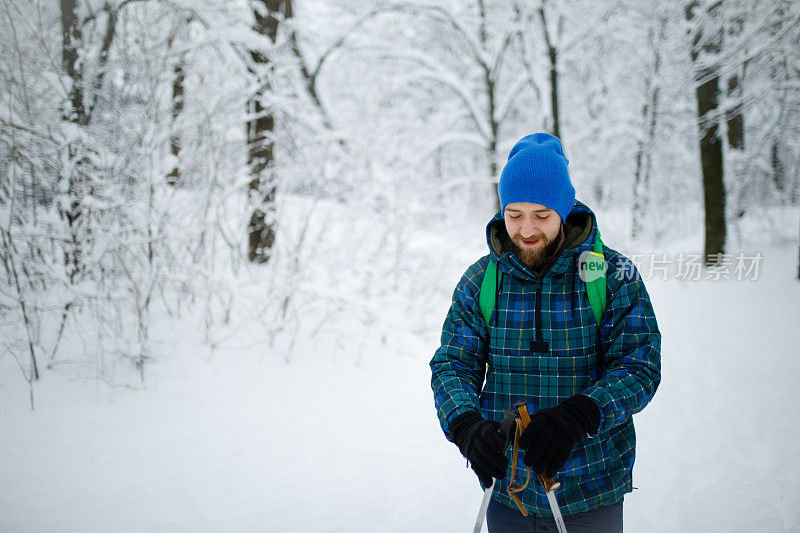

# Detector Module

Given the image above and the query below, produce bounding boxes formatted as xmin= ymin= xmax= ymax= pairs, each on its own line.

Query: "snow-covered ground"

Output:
xmin=2 ymin=215 xmax=799 ymax=532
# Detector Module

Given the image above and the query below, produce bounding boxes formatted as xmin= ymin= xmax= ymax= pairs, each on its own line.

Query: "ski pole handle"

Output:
xmin=537 ymin=473 xmax=561 ymax=492
xmin=514 ymin=401 xmax=562 ymax=493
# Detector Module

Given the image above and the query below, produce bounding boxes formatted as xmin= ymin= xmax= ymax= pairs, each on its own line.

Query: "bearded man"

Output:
xmin=430 ymin=133 xmax=662 ymax=533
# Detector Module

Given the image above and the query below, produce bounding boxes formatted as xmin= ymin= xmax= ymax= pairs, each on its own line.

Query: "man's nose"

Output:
xmin=521 ymin=218 xmax=538 ymax=238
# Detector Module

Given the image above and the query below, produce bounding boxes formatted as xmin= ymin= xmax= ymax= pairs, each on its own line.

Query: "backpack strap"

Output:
xmin=584 ymin=234 xmax=607 ymax=327
xmin=479 ymin=259 xmax=498 ymax=326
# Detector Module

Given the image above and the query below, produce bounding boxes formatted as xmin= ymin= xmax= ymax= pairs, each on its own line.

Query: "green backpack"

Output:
xmin=478 ymin=234 xmax=607 ymax=328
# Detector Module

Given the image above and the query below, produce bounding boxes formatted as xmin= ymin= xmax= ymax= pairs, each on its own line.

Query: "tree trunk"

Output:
xmin=489 ymin=141 xmax=499 ymax=212
xmin=167 ymin=24 xmax=186 ymax=187
xmin=632 ymin=24 xmax=663 ymax=240
xmin=60 ymin=2 xmax=121 ymax=278
xmin=725 ymin=8 xmax=745 ymax=151
xmin=687 ymin=0 xmax=726 ymax=266
xmin=726 ymin=73 xmax=744 ymax=150
xmin=697 ymin=78 xmax=726 ymax=265
xmin=772 ymin=58 xmax=789 ymax=198
xmin=247 ymin=0 xmax=288 ymax=263
xmin=538 ymin=4 xmax=560 ymax=139
xmin=547 ymin=46 xmax=560 ymax=140
xmin=631 ymin=91 xmax=657 ymax=239
xmin=61 ymin=0 xmax=85 ymax=125
xmin=60 ymin=0 xmax=85 ymax=282
xmin=479 ymin=0 xmax=501 ymax=212
xmin=167 ymin=60 xmax=184 ymax=186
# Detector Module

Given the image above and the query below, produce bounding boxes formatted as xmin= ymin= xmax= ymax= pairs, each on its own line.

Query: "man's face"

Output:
xmin=503 ymin=202 xmax=564 ymax=269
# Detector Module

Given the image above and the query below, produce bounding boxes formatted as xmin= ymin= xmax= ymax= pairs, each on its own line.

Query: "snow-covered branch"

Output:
xmin=371 ymin=45 xmax=490 ymax=141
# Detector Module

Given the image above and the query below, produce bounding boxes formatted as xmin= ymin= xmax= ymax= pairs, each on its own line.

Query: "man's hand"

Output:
xmin=450 ymin=411 xmax=509 ymax=487
xmin=519 ymin=395 xmax=600 ymax=478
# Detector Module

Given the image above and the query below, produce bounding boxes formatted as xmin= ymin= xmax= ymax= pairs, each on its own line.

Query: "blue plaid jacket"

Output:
xmin=430 ymin=201 xmax=661 ymax=516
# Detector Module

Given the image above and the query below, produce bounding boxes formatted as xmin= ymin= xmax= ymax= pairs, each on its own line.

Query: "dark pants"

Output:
xmin=486 ymin=498 xmax=623 ymax=533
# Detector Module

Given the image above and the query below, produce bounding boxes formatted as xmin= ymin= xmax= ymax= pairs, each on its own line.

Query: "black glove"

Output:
xmin=519 ymin=395 xmax=600 ymax=478
xmin=450 ymin=411 xmax=509 ymax=487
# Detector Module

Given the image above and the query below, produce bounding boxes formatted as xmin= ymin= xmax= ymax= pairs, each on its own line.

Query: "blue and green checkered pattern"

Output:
xmin=430 ymin=201 xmax=661 ymax=516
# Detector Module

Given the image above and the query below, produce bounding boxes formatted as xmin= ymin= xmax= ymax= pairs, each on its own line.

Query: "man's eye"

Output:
xmin=509 ymin=215 xmax=520 ymax=219
xmin=537 ymin=214 xmax=550 ymax=220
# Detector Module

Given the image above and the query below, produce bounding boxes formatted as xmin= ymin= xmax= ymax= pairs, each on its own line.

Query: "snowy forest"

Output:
xmin=2 ymin=0 xmax=800 ymax=531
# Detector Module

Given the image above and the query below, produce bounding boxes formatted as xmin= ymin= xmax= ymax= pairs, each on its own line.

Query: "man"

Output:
xmin=430 ymin=133 xmax=661 ymax=532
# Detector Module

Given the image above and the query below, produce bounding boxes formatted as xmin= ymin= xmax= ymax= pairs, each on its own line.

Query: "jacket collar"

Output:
xmin=485 ymin=199 xmax=599 ymax=281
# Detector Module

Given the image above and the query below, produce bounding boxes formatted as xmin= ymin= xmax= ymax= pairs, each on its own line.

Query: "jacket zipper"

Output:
xmin=531 ymin=278 xmax=549 ymax=353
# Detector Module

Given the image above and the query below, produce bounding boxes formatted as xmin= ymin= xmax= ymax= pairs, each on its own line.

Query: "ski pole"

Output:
xmin=472 ymin=479 xmax=495 ymax=533
xmin=514 ymin=401 xmax=568 ymax=533
xmin=471 ymin=410 xmax=517 ymax=533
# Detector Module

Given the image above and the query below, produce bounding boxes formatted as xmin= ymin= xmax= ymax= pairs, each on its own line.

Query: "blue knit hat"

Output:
xmin=497 ymin=133 xmax=575 ymax=223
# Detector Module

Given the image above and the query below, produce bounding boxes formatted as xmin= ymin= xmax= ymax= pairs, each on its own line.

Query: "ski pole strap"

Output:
xmin=506 ymin=402 xmax=563 ymax=516
xmin=516 ymin=402 xmax=561 ymax=493
xmin=506 ymin=417 xmax=532 ymax=516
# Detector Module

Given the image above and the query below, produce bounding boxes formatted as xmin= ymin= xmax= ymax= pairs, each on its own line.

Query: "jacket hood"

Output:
xmin=486 ymin=199 xmax=599 ymax=281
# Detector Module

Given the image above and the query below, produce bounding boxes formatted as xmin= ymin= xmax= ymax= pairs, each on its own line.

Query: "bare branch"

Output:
xmin=0 ymin=120 xmax=58 ymax=143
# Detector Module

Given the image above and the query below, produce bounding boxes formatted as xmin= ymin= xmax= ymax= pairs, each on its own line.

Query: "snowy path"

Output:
xmin=2 ymin=246 xmax=799 ymax=532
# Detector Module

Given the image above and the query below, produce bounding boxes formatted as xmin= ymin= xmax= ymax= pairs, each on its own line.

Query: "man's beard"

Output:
xmin=509 ymin=225 xmax=564 ymax=269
